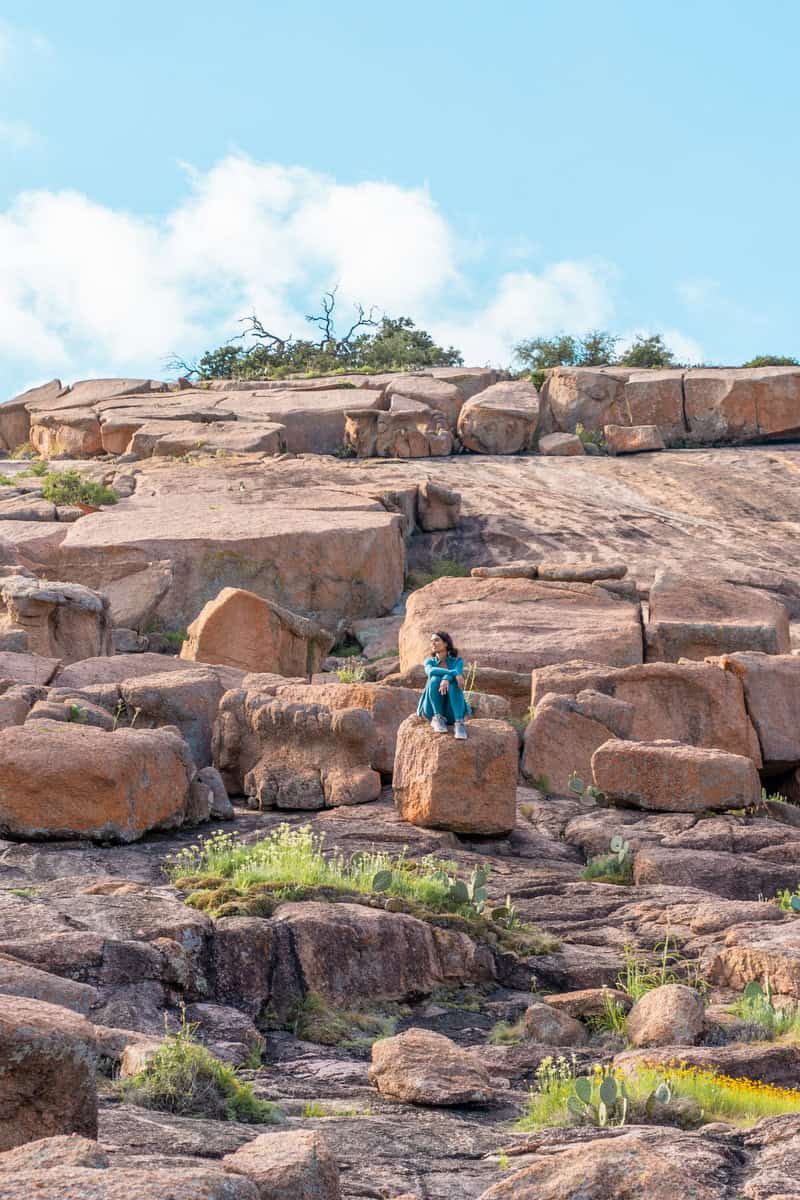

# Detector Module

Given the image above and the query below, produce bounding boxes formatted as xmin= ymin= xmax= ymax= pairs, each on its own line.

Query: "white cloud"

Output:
xmin=431 ymin=260 xmax=617 ymax=366
xmin=0 ymin=153 xmax=629 ymax=393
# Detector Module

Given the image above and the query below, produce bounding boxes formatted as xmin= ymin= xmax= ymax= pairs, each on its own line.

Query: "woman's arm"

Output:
xmin=423 ymin=658 xmax=450 ymax=679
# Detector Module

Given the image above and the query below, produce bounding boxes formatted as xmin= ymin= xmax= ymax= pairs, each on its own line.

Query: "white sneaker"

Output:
xmin=453 ymin=721 xmax=467 ymax=740
xmin=431 ymin=715 xmax=447 ymax=733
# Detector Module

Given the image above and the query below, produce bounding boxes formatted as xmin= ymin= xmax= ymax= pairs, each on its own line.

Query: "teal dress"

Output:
xmin=417 ymin=654 xmax=471 ymax=724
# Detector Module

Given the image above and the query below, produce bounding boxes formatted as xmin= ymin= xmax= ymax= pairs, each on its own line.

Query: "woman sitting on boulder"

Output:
xmin=417 ymin=630 xmax=470 ymax=739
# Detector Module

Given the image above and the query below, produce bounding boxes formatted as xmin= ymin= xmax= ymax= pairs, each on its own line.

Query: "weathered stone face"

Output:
xmin=369 ymin=1028 xmax=493 ymax=1105
xmin=604 ymin=423 xmax=665 ymax=454
xmin=0 ymin=576 xmax=111 ymax=664
xmin=393 ymin=715 xmax=518 ymax=834
xmin=400 ymin=577 xmax=643 ymax=677
xmin=0 ymin=995 xmax=98 ymax=1152
xmin=645 ymin=571 xmax=791 ymax=662
xmin=592 ymin=738 xmax=762 ymax=813
xmin=213 ymin=686 xmax=381 ymax=809
xmin=457 ymin=381 xmax=540 ymax=455
xmin=0 ymin=722 xmax=196 ymax=841
xmin=180 ymin=587 xmax=334 ymax=679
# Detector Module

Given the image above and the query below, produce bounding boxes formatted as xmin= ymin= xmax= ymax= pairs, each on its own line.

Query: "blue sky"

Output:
xmin=1 ymin=0 xmax=798 ymax=400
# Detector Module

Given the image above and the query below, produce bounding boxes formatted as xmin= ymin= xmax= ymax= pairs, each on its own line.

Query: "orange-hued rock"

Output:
xmin=274 ymin=681 xmax=418 ymax=774
xmin=604 ymin=423 xmax=665 ymax=454
xmin=369 ymin=1028 xmax=493 ymax=1105
xmin=345 ymin=399 xmax=452 ymax=459
xmin=30 ymin=408 xmax=103 ymax=458
xmin=385 ymin=377 xmax=466 ymax=429
xmin=213 ymin=686 xmax=381 ymax=808
xmin=213 ymin=386 xmax=386 ymax=453
xmin=400 ymin=577 xmax=642 ymax=677
xmin=538 ymin=432 xmax=585 ymax=456
xmin=591 ymin=738 xmax=762 ymax=812
xmin=540 ymin=366 xmax=630 ymax=434
xmin=181 ymin=587 xmax=334 ymax=678
xmin=626 ymin=983 xmax=705 ymax=1047
xmin=646 ymin=571 xmax=791 ymax=661
xmin=713 ymin=651 xmax=800 ymax=770
xmin=622 ymin=370 xmax=686 ymax=444
xmin=0 ymin=1167 xmax=260 ymax=1200
xmin=0 ymin=722 xmax=195 ymax=841
xmin=223 ymin=1131 xmax=341 ymax=1200
xmin=521 ymin=690 xmax=634 ymax=795
xmin=24 ymin=461 xmax=406 ymax=630
xmin=0 ymin=650 xmax=60 ymax=684
xmin=683 ymin=366 xmax=800 ymax=442
xmin=457 ymin=380 xmax=540 ymax=454
xmin=272 ymin=902 xmax=494 ymax=1009
xmin=0 ymin=995 xmax=97 ymax=1152
xmin=530 ymin=659 xmax=762 ymax=765
xmin=393 ymin=715 xmax=517 ymax=834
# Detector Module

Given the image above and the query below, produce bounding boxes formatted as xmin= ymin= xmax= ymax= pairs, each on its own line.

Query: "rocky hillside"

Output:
xmin=1 ymin=369 xmax=800 ymax=1199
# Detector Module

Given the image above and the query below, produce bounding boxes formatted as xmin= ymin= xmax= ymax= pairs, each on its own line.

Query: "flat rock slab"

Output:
xmin=400 ymin=577 xmax=642 ymax=676
xmin=592 ymin=738 xmax=762 ymax=812
xmin=0 ymin=1167 xmax=259 ymax=1200
xmin=10 ymin=465 xmax=405 ymax=629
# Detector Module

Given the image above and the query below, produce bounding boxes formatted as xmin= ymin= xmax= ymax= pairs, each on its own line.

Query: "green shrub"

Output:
xmin=741 ymin=355 xmax=799 ymax=367
xmin=488 ymin=1016 xmax=527 ymax=1045
xmin=40 ymin=470 xmax=118 ymax=508
xmin=0 ymin=474 xmax=13 ymax=486
xmin=120 ymin=1018 xmax=283 ymax=1123
xmin=406 ymin=557 xmax=469 ymax=590
xmin=336 ymin=664 xmax=366 ymax=683
xmin=586 ymin=991 xmax=629 ymax=1037
xmin=10 ymin=442 xmax=36 ymax=460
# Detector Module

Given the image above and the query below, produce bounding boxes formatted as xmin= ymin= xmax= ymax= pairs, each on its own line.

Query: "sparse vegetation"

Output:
xmin=119 ymin=1016 xmax=283 ymax=1124
xmin=616 ymin=937 xmax=705 ymax=1002
xmin=586 ymin=991 xmax=629 ymax=1037
xmin=581 ymin=834 xmax=634 ymax=885
xmin=741 ymin=355 xmax=799 ymax=367
xmin=729 ymin=979 xmax=800 ymax=1042
xmin=66 ymin=703 xmax=88 ymax=724
xmin=0 ymin=474 xmax=13 ymax=486
xmin=777 ymin=885 xmax=800 ymax=913
xmin=488 ymin=1016 xmax=527 ymax=1045
xmin=288 ymin=992 xmax=403 ymax=1047
xmin=166 ymin=824 xmax=556 ymax=955
xmin=567 ymin=771 xmax=606 ymax=807
xmin=10 ymin=442 xmax=37 ymax=460
xmin=39 ymin=469 xmax=118 ymax=508
xmin=517 ymin=1057 xmax=800 ymax=1130
xmin=406 ymin=557 xmax=469 ymax=590
xmin=336 ymin=664 xmax=367 ymax=684
xmin=575 ymin=422 xmax=607 ymax=451
xmin=161 ymin=628 xmax=188 ymax=651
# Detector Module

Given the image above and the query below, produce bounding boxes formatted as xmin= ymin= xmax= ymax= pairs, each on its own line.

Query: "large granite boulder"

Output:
xmin=345 ymin=399 xmax=452 ymax=458
xmin=0 ymin=722 xmax=197 ymax=841
xmin=540 ymin=366 xmax=630 ymax=434
xmin=369 ymin=1029 xmax=493 ymax=1105
xmin=0 ymin=576 xmax=111 ymax=663
xmin=400 ymin=578 xmax=643 ymax=682
xmin=646 ymin=571 xmax=791 ymax=661
xmin=223 ymin=1131 xmax=341 ymax=1200
xmin=591 ymin=738 xmax=762 ymax=812
xmin=713 ymin=651 xmax=800 ymax=771
xmin=525 ymin=659 xmax=762 ymax=792
xmin=180 ymin=587 xmax=334 ymax=678
xmin=213 ymin=686 xmax=381 ymax=808
xmin=393 ymin=715 xmax=518 ymax=834
xmin=684 ymin=366 xmax=800 ymax=442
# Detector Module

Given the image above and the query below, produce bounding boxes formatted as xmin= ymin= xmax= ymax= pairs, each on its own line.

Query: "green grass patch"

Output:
xmin=10 ymin=442 xmax=37 ymax=460
xmin=161 ymin=628 xmax=188 ymax=650
xmin=406 ymin=557 xmax=469 ymax=591
xmin=777 ymin=885 xmax=800 ymax=914
xmin=617 ymin=937 xmax=705 ymax=1002
xmin=288 ymin=992 xmax=404 ymax=1047
xmin=119 ymin=1018 xmax=283 ymax=1123
xmin=488 ymin=1016 xmax=527 ymax=1045
xmin=586 ymin=992 xmax=628 ymax=1037
xmin=167 ymin=824 xmax=557 ymax=957
xmin=336 ymin=664 xmax=366 ymax=683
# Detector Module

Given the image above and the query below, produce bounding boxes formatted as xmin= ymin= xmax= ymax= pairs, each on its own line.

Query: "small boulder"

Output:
xmin=181 ymin=587 xmax=334 ymax=678
xmin=457 ymin=380 xmax=540 ymax=454
xmin=369 ymin=1028 xmax=493 ymax=1105
xmin=604 ymin=423 xmax=666 ymax=454
xmin=0 ymin=995 xmax=98 ymax=1151
xmin=543 ymin=987 xmax=632 ymax=1018
xmin=626 ymin=984 xmax=705 ymax=1047
xmin=0 ymin=577 xmax=111 ymax=664
xmin=591 ymin=738 xmax=762 ymax=813
xmin=223 ymin=1130 xmax=340 ymax=1200
xmin=0 ymin=1135 xmax=108 ymax=1171
xmin=522 ymin=1002 xmax=588 ymax=1046
xmin=393 ymin=716 xmax=518 ymax=834
xmin=538 ymin=432 xmax=585 ymax=456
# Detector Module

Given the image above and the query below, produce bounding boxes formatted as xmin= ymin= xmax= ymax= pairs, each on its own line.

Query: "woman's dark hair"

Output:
xmin=434 ymin=630 xmax=459 ymax=658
